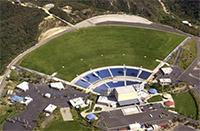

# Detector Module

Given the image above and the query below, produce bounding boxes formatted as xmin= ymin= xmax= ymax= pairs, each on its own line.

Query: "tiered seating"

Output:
xmin=126 ymin=81 xmax=141 ymax=85
xmin=73 ymin=67 xmax=152 ymax=93
xmin=96 ymin=69 xmax=111 ymax=79
xmin=107 ymin=81 xmax=125 ymax=88
xmin=75 ymin=79 xmax=91 ymax=88
xmin=110 ymin=68 xmax=124 ymax=76
xmin=126 ymin=68 xmax=139 ymax=77
xmin=138 ymin=70 xmax=151 ymax=79
xmin=93 ymin=84 xmax=109 ymax=94
xmin=83 ymin=73 xmax=100 ymax=83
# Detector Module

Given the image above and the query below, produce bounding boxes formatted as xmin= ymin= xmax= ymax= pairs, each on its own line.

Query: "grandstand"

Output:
xmin=71 ymin=66 xmax=152 ymax=95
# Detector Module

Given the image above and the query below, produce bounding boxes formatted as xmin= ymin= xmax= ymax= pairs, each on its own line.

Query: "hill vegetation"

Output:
xmin=0 ymin=1 xmax=46 ymax=74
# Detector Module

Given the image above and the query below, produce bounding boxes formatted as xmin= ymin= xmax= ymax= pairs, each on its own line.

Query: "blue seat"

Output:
xmin=83 ymin=73 xmax=100 ymax=83
xmin=93 ymin=84 xmax=109 ymax=94
xmin=138 ymin=71 xmax=151 ymax=79
xmin=107 ymin=81 xmax=125 ymax=88
xmin=96 ymin=69 xmax=111 ymax=79
xmin=75 ymin=79 xmax=91 ymax=88
xmin=110 ymin=68 xmax=124 ymax=76
xmin=126 ymin=68 xmax=139 ymax=77
xmin=126 ymin=81 xmax=140 ymax=85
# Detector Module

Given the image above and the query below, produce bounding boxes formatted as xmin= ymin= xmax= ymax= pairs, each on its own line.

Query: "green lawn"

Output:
xmin=43 ymin=109 xmax=95 ymax=131
xmin=20 ymin=26 xmax=186 ymax=81
xmin=147 ymin=95 xmax=162 ymax=102
xmin=43 ymin=120 xmax=92 ymax=131
xmin=172 ymin=92 xmax=198 ymax=119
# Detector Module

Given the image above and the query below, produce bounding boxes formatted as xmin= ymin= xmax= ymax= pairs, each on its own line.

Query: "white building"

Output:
xmin=69 ymin=97 xmax=87 ymax=108
xmin=159 ymin=78 xmax=172 ymax=86
xmin=161 ymin=67 xmax=173 ymax=75
xmin=16 ymin=81 xmax=29 ymax=92
xmin=115 ymin=86 xmax=140 ymax=106
xmin=182 ymin=20 xmax=192 ymax=27
xmin=21 ymin=96 xmax=33 ymax=106
xmin=50 ymin=82 xmax=65 ymax=90
xmin=44 ymin=104 xmax=57 ymax=113
xmin=97 ymin=96 xmax=117 ymax=107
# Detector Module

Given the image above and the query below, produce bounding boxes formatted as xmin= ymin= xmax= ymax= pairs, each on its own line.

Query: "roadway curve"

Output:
xmin=0 ymin=14 xmax=193 ymax=96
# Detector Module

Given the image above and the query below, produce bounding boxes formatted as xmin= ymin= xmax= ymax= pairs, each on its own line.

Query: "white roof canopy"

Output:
xmin=161 ymin=67 xmax=173 ymax=75
xmin=16 ymin=81 xmax=29 ymax=91
xmin=50 ymin=82 xmax=65 ymax=90
xmin=44 ymin=104 xmax=57 ymax=113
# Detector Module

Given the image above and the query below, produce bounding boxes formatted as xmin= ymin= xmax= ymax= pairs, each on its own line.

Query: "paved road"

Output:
xmin=178 ymin=38 xmax=200 ymax=86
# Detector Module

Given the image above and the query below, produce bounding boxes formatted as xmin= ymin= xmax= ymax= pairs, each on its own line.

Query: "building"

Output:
xmin=159 ymin=78 xmax=172 ymax=86
xmin=16 ymin=81 xmax=29 ymax=92
xmin=160 ymin=67 xmax=173 ymax=75
xmin=50 ymin=82 xmax=65 ymax=90
xmin=69 ymin=97 xmax=87 ymax=108
xmin=114 ymin=86 xmax=140 ymax=106
xmin=97 ymin=96 xmax=117 ymax=107
xmin=44 ymin=104 xmax=57 ymax=113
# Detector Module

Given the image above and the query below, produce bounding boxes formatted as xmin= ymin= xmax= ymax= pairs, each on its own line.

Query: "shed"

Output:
xmin=86 ymin=113 xmax=96 ymax=122
xmin=159 ymin=78 xmax=172 ymax=86
xmin=148 ymin=88 xmax=158 ymax=94
xmin=50 ymin=82 xmax=65 ymax=90
xmin=69 ymin=97 xmax=87 ymax=108
xmin=16 ymin=81 xmax=29 ymax=92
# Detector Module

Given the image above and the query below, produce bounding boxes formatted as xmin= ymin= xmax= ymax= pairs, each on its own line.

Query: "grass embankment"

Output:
xmin=147 ymin=95 xmax=162 ymax=103
xmin=20 ymin=26 xmax=186 ymax=81
xmin=178 ymin=39 xmax=197 ymax=69
xmin=172 ymin=92 xmax=198 ymax=119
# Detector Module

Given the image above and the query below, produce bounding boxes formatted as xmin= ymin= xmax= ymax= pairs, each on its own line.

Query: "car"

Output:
xmin=149 ymin=114 xmax=153 ymax=118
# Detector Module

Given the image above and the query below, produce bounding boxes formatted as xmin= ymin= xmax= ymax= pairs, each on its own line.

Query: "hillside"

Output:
xmin=0 ymin=1 xmax=46 ymax=73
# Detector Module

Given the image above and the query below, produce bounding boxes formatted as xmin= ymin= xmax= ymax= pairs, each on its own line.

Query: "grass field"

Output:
xmin=172 ymin=92 xmax=198 ymax=119
xmin=20 ymin=26 xmax=186 ymax=81
xmin=147 ymin=95 xmax=162 ymax=103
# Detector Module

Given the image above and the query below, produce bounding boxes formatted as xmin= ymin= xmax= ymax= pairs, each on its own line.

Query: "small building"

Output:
xmin=16 ymin=81 xmax=29 ymax=92
xmin=159 ymin=78 xmax=172 ymax=86
xmin=97 ymin=96 xmax=117 ymax=107
xmin=86 ymin=113 xmax=97 ymax=122
xmin=69 ymin=97 xmax=87 ymax=108
xmin=10 ymin=95 xmax=24 ymax=103
xmin=114 ymin=86 xmax=140 ymax=106
xmin=50 ymin=82 xmax=65 ymax=90
xmin=148 ymin=88 xmax=158 ymax=94
xmin=21 ymin=96 xmax=33 ymax=106
xmin=44 ymin=104 xmax=57 ymax=113
xmin=160 ymin=67 xmax=173 ymax=75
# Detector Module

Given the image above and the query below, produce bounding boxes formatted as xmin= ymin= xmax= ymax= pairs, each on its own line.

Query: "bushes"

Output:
xmin=0 ymin=1 xmax=46 ymax=74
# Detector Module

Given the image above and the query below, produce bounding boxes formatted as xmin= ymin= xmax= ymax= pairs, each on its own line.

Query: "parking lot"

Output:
xmin=3 ymin=84 xmax=87 ymax=131
xmin=98 ymin=104 xmax=175 ymax=130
